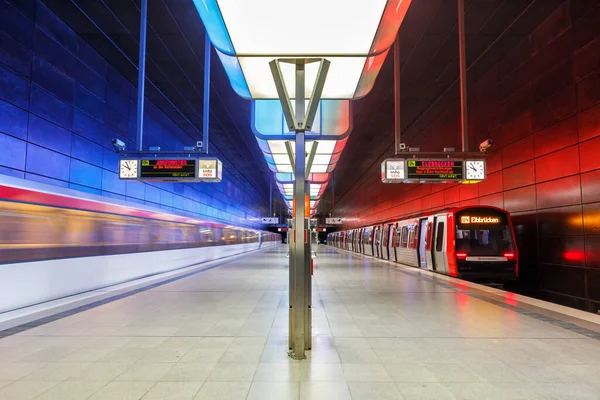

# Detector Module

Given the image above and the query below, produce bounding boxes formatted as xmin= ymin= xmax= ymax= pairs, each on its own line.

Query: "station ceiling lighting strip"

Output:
xmin=193 ymin=0 xmax=413 ymax=99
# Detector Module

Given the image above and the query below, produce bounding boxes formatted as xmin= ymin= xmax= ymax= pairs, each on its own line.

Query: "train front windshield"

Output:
xmin=455 ymin=210 xmax=515 ymax=256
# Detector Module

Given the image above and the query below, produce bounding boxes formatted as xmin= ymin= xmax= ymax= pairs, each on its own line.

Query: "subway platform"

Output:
xmin=0 ymin=245 xmax=599 ymax=400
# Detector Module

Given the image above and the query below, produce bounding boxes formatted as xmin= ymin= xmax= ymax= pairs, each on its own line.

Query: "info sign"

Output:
xmin=381 ymin=158 xmax=406 ymax=183
xmin=405 ymin=159 xmax=464 ymax=181
xmin=198 ymin=158 xmax=223 ymax=182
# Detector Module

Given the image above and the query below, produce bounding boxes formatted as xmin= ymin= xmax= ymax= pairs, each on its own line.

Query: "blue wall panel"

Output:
xmin=69 ymin=159 xmax=102 ymax=189
xmin=101 ymin=170 xmax=126 ymax=194
xmin=0 ymin=0 xmax=267 ymax=228
xmin=25 ymin=172 xmax=68 ymax=188
xmin=0 ymin=98 xmax=28 ymax=139
xmin=32 ymin=56 xmax=74 ymax=103
xmin=25 ymin=143 xmax=70 ymax=181
xmin=0 ymin=132 xmax=26 ymax=169
xmin=29 ymin=85 xmax=73 ymax=128
xmin=71 ymin=134 xmax=103 ymax=167
xmin=0 ymin=64 xmax=29 ymax=108
xmin=0 ymin=31 xmax=31 ymax=78
xmin=0 ymin=1 xmax=34 ymax=48
xmin=28 ymin=115 xmax=71 ymax=154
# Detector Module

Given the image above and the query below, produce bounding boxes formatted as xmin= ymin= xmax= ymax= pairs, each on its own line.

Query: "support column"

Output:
xmin=394 ymin=32 xmax=401 ymax=155
xmin=203 ymin=33 xmax=211 ymax=154
xmin=135 ymin=0 xmax=148 ymax=151
xmin=292 ymin=61 xmax=308 ymax=359
xmin=458 ymin=0 xmax=468 ymax=152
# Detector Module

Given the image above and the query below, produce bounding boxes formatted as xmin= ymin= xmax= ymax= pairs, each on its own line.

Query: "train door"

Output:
xmin=425 ymin=217 xmax=435 ymax=270
xmin=387 ymin=224 xmax=395 ymax=261
xmin=376 ymin=226 xmax=383 ymax=258
xmin=382 ymin=224 xmax=389 ymax=260
xmin=373 ymin=226 xmax=379 ymax=258
xmin=359 ymin=228 xmax=364 ymax=254
xmin=432 ymin=215 xmax=448 ymax=273
xmin=418 ymin=218 xmax=428 ymax=268
xmin=378 ymin=224 xmax=385 ymax=259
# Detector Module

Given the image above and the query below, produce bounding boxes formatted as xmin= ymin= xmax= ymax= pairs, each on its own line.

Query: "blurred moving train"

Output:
xmin=327 ymin=206 xmax=518 ymax=282
xmin=0 ymin=175 xmax=279 ymax=314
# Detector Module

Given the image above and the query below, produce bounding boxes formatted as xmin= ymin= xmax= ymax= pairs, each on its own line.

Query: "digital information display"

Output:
xmin=140 ymin=159 xmax=197 ymax=180
xmin=406 ymin=159 xmax=463 ymax=181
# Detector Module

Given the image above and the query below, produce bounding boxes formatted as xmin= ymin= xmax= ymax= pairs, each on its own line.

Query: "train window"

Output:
xmin=382 ymin=227 xmax=388 ymax=248
xmin=425 ymin=222 xmax=432 ymax=251
xmin=455 ymin=225 xmax=515 ymax=255
xmin=435 ymin=222 xmax=444 ymax=252
xmin=400 ymin=226 xmax=409 ymax=248
xmin=411 ymin=224 xmax=419 ymax=249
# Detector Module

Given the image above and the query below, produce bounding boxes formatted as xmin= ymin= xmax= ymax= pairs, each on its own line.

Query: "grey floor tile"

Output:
xmin=142 ymin=382 xmax=203 ymax=400
xmin=246 ymin=381 xmax=300 ymax=400
xmin=299 ymin=381 xmax=351 ymax=400
xmin=348 ymin=382 xmax=405 ymax=400
xmin=193 ymin=382 xmax=251 ymax=400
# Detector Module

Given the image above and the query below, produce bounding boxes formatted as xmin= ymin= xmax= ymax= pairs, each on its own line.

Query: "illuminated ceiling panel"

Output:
xmin=194 ymin=0 xmax=413 ymax=99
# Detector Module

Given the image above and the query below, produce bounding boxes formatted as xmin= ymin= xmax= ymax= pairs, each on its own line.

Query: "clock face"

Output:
xmin=465 ymin=160 xmax=485 ymax=180
xmin=119 ymin=159 xmax=139 ymax=179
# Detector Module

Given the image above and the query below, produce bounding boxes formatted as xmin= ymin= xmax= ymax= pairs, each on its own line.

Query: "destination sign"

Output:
xmin=406 ymin=159 xmax=463 ymax=181
xmin=140 ymin=159 xmax=197 ymax=179
xmin=460 ymin=216 xmax=500 ymax=224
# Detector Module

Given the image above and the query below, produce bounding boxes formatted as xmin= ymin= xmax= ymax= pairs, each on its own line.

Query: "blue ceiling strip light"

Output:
xmin=191 ymin=0 xmax=235 ymax=55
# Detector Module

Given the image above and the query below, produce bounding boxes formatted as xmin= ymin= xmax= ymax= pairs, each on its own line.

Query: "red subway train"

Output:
xmin=327 ymin=206 xmax=518 ymax=282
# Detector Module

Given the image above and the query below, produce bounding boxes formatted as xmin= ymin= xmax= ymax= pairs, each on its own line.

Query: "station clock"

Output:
xmin=119 ymin=159 xmax=139 ymax=179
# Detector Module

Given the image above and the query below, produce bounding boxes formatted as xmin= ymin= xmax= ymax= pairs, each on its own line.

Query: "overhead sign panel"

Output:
xmin=262 ymin=217 xmax=279 ymax=224
xmin=326 ymin=218 xmax=343 ymax=225
xmin=406 ymin=159 xmax=463 ymax=181
xmin=119 ymin=157 xmax=223 ymax=183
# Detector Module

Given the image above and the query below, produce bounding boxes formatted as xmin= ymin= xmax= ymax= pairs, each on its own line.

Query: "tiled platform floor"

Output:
xmin=1 ymin=244 xmax=600 ymax=399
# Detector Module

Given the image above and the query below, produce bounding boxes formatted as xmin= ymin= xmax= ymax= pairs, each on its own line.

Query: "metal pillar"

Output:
xmin=393 ymin=32 xmax=401 ymax=155
xmin=203 ymin=33 xmax=211 ymax=154
xmin=269 ymin=58 xmax=329 ymax=360
xmin=269 ymin=178 xmax=273 ymax=216
xmin=458 ymin=0 xmax=468 ymax=152
xmin=135 ymin=0 xmax=148 ymax=151
xmin=292 ymin=60 xmax=309 ymax=359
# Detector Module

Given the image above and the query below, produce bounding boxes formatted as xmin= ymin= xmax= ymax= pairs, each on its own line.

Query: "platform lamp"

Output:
xmin=193 ymin=0 xmax=414 ymax=359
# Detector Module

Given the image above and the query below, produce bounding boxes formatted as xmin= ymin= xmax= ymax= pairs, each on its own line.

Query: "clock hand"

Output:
xmin=469 ymin=165 xmax=477 ymax=171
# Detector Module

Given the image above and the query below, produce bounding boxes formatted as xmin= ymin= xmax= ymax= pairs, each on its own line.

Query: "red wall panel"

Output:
xmin=479 ymin=193 xmax=504 ymax=209
xmin=459 ymin=182 xmax=479 ymax=201
xmin=581 ymin=169 xmax=600 ymax=204
xmin=579 ymin=136 xmax=600 ymax=172
xmin=504 ymin=186 xmax=536 ymax=212
xmin=503 ymin=161 xmax=535 ymax=191
xmin=502 ymin=135 xmax=534 ymax=168
xmin=478 ymin=171 xmax=503 ymax=197
xmin=578 ymin=101 xmax=600 ymax=141
xmin=534 ymin=145 xmax=580 ymax=182
xmin=536 ymin=175 xmax=582 ymax=209
xmin=443 ymin=186 xmax=460 ymax=205
xmin=534 ymin=116 xmax=578 ymax=157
